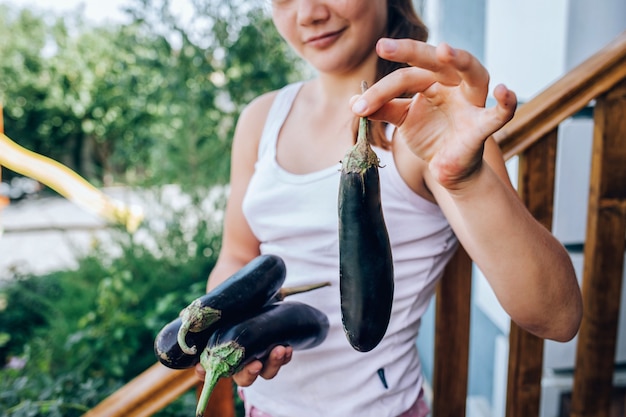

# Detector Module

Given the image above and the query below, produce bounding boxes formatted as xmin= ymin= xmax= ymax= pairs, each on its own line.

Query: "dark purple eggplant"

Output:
xmin=195 ymin=301 xmax=329 ymax=417
xmin=154 ymin=317 xmax=210 ymax=369
xmin=338 ymin=81 xmax=394 ymax=353
xmin=155 ymin=281 xmax=331 ymax=369
xmin=177 ymin=254 xmax=286 ymax=355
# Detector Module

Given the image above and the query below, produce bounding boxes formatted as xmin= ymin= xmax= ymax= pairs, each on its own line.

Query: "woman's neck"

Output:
xmin=311 ymin=57 xmax=378 ymax=108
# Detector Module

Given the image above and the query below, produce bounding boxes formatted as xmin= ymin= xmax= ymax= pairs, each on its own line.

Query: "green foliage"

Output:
xmin=122 ymin=0 xmax=304 ymax=190
xmin=0 ymin=1 xmax=304 ymax=188
xmin=0 ymin=2 xmax=300 ymax=415
xmin=0 ymin=192 xmax=225 ymax=416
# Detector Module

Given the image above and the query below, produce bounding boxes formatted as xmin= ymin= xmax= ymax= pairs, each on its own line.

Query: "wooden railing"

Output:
xmin=84 ymin=30 xmax=626 ymax=417
xmin=435 ymin=30 xmax=626 ymax=417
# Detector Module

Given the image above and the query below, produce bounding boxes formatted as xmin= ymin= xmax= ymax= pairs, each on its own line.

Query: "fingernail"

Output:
xmin=352 ymin=98 xmax=368 ymax=114
xmin=249 ymin=368 xmax=260 ymax=375
xmin=380 ymin=38 xmax=397 ymax=53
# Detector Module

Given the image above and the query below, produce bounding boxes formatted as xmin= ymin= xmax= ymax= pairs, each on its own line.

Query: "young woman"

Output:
xmin=197 ymin=1 xmax=583 ymax=416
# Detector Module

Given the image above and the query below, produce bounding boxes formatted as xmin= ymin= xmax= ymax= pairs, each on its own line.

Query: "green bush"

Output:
xmin=0 ymin=192 xmax=229 ymax=416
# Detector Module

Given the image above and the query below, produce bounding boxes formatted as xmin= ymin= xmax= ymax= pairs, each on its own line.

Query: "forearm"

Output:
xmin=207 ymin=257 xmax=245 ymax=292
xmin=206 ymin=236 xmax=260 ymax=292
xmin=433 ymin=161 xmax=582 ymax=341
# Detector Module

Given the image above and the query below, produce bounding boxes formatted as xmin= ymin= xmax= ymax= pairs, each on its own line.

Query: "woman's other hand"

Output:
xmin=195 ymin=345 xmax=293 ymax=386
xmin=352 ymin=38 xmax=517 ymax=191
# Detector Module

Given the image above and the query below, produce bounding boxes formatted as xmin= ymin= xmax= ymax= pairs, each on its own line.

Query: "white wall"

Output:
xmin=484 ymin=0 xmax=570 ymax=102
xmin=485 ymin=0 xmax=625 ymax=101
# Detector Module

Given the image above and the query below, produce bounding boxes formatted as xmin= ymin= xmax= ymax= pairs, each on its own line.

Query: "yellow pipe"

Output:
xmin=0 ymin=132 xmax=143 ymax=232
xmin=0 ymin=106 xmax=6 ymax=238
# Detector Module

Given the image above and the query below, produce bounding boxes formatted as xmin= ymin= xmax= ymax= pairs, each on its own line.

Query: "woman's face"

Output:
xmin=271 ymin=0 xmax=388 ymax=75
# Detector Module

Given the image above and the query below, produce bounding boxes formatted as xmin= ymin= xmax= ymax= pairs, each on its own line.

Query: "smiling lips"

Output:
xmin=304 ymin=28 xmax=346 ymax=48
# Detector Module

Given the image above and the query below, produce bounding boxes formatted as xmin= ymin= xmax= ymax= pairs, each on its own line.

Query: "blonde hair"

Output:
xmin=369 ymin=0 xmax=429 ymax=149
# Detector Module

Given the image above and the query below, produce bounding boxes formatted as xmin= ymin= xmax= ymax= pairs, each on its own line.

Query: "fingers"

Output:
xmin=377 ymin=38 xmax=489 ymax=93
xmin=232 ymin=345 xmax=293 ymax=387
xmin=233 ymin=360 xmax=263 ymax=387
xmin=195 ymin=362 xmax=206 ymax=381
xmin=493 ymin=84 xmax=517 ymax=122
xmin=350 ymin=70 xmax=431 ymax=125
xmin=259 ymin=345 xmax=293 ymax=379
xmin=377 ymin=38 xmax=462 ymax=85
xmin=352 ymin=38 xmax=490 ymax=119
xmin=435 ymin=42 xmax=490 ymax=104
xmin=479 ymin=84 xmax=517 ymax=134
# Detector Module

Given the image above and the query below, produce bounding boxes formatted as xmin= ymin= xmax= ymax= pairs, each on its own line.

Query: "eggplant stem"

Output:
xmin=176 ymin=319 xmax=197 ymax=355
xmin=178 ymin=300 xmax=222 ymax=355
xmin=341 ymin=116 xmax=379 ymax=176
xmin=196 ymin=364 xmax=221 ymax=417
xmin=196 ymin=343 xmax=245 ymax=417
xmin=340 ymin=82 xmax=378 ymax=176
xmin=274 ymin=281 xmax=332 ymax=301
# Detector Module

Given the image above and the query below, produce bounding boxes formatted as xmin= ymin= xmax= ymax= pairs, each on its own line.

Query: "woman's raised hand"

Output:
xmin=351 ymin=38 xmax=517 ymax=190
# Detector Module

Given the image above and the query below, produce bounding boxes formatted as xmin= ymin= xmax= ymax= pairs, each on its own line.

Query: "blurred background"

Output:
xmin=0 ymin=1 xmax=624 ymax=417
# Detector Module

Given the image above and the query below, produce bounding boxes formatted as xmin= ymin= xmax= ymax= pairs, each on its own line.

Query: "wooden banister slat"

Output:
xmin=570 ymin=79 xmax=626 ymax=417
xmin=198 ymin=378 xmax=236 ymax=417
xmin=494 ymin=30 xmax=626 ymax=161
xmin=83 ymin=364 xmax=197 ymax=417
xmin=505 ymin=128 xmax=558 ymax=417
xmin=432 ymin=245 xmax=472 ymax=417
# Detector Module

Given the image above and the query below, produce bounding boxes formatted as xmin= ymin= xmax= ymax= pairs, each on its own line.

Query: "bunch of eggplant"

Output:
xmin=195 ymin=300 xmax=329 ymax=417
xmin=153 ymin=254 xmax=330 ymax=417
xmin=338 ymin=81 xmax=394 ymax=353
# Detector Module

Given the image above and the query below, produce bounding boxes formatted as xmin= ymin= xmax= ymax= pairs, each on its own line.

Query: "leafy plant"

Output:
xmin=0 ymin=1 xmax=302 ymax=415
xmin=0 ymin=190 xmax=226 ymax=416
xmin=0 ymin=1 xmax=304 ymax=189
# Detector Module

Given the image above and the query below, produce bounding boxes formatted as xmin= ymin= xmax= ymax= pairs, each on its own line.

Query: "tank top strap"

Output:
xmin=257 ymin=82 xmax=304 ymax=160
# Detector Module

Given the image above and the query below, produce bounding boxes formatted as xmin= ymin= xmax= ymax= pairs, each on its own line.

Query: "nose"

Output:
xmin=296 ymin=0 xmax=330 ymax=26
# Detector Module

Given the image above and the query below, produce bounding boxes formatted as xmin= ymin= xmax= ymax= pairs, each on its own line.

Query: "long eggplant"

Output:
xmin=154 ymin=281 xmax=331 ymax=369
xmin=195 ymin=301 xmax=329 ymax=417
xmin=155 ymin=317 xmax=211 ymax=369
xmin=177 ymin=254 xmax=286 ymax=355
xmin=338 ymin=81 xmax=394 ymax=352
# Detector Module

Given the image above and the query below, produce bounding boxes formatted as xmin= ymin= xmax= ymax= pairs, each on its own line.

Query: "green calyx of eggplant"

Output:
xmin=178 ymin=300 xmax=221 ymax=355
xmin=196 ymin=342 xmax=244 ymax=417
xmin=341 ymin=116 xmax=380 ymax=176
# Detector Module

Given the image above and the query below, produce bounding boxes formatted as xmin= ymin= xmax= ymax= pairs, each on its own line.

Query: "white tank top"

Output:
xmin=241 ymin=82 xmax=458 ymax=417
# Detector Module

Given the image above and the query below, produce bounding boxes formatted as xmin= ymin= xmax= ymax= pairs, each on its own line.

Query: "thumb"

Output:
xmin=351 ymin=94 xmax=413 ymax=127
xmin=481 ymin=84 xmax=517 ymax=135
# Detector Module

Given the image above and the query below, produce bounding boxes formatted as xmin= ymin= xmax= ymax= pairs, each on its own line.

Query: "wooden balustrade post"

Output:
xmin=83 ymin=364 xmax=199 ymax=417
xmin=197 ymin=377 xmax=236 ymax=417
xmin=432 ymin=245 xmax=472 ymax=417
xmin=505 ymin=128 xmax=558 ymax=417
xmin=570 ymin=80 xmax=626 ymax=417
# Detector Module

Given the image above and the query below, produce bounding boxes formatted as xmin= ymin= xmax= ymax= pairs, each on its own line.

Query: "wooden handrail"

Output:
xmin=85 ymin=30 xmax=626 ymax=417
xmin=432 ymin=30 xmax=626 ymax=417
xmin=83 ymin=364 xmax=197 ymax=417
xmin=494 ymin=30 xmax=626 ymax=160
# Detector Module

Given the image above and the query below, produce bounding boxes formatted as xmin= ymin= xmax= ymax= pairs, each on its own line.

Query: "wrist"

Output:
xmin=430 ymin=157 xmax=486 ymax=196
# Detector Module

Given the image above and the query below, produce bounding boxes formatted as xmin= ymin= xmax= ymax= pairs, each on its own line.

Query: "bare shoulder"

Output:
xmin=236 ymin=91 xmax=280 ymax=140
xmin=231 ymin=90 xmax=280 ymax=161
